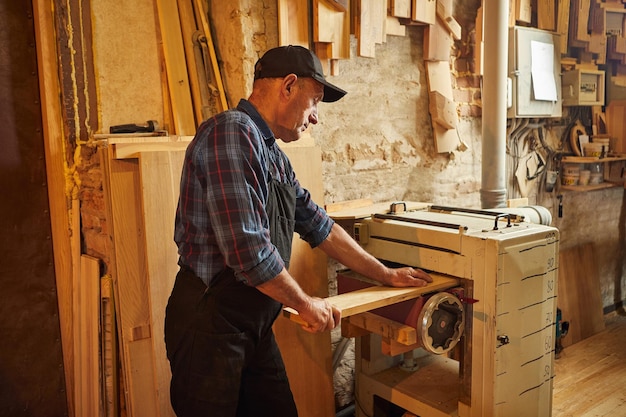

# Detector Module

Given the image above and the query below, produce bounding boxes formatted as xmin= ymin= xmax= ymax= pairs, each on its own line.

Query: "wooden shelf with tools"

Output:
xmin=561 ymin=155 xmax=626 ymax=191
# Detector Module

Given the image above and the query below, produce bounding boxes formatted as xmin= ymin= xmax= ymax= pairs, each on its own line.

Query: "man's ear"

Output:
xmin=281 ymin=74 xmax=298 ymax=99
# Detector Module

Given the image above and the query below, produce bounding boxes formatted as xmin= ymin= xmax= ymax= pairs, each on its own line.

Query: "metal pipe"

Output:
xmin=480 ymin=0 xmax=510 ymax=208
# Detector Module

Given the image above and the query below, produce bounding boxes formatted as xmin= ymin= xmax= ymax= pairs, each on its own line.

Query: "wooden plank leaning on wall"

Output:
xmin=100 ymin=140 xmax=193 ymax=417
xmin=32 ymin=1 xmax=76 ymax=415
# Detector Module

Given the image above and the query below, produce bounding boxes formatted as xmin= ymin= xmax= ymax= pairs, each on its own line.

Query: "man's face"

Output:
xmin=278 ymin=78 xmax=324 ymax=143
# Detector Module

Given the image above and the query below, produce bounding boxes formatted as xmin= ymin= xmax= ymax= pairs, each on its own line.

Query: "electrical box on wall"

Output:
xmin=562 ymin=69 xmax=605 ymax=106
xmin=508 ymin=26 xmax=562 ymax=118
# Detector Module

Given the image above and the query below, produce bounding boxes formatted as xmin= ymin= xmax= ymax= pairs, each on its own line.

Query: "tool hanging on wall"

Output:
xmin=110 ymin=120 xmax=161 ymax=134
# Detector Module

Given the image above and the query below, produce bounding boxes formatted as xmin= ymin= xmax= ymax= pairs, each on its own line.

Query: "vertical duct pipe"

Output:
xmin=480 ymin=0 xmax=510 ymax=208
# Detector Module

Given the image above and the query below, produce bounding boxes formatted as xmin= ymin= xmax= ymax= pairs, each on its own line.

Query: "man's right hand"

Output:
xmin=298 ymin=297 xmax=341 ymax=333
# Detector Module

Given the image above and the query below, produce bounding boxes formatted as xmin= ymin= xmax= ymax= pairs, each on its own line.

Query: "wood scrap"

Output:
xmin=474 ymin=5 xmax=483 ymax=75
xmin=557 ymin=0 xmax=571 ymax=54
xmin=424 ymin=16 xmax=452 ymax=61
xmin=278 ymin=0 xmax=310 ymax=47
xmin=412 ymin=0 xmax=436 ymax=25
xmin=435 ymin=0 xmax=461 ymax=40
xmin=569 ymin=0 xmax=591 ymax=48
xmin=314 ymin=0 xmax=350 ymax=71
xmin=429 ymin=91 xmax=458 ymax=129
xmin=515 ymin=0 xmax=532 ymax=24
xmin=538 ymin=0 xmax=556 ymax=31
xmin=386 ymin=15 xmax=407 ymax=37
xmin=390 ymin=0 xmax=411 ymax=18
xmin=356 ymin=0 xmax=385 ymax=58
xmin=426 ymin=60 xmax=459 ymax=153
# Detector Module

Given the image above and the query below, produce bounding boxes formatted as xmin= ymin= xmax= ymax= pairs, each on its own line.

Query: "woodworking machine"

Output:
xmin=331 ymin=202 xmax=559 ymax=417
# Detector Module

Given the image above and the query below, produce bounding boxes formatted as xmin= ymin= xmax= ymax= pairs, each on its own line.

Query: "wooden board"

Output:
xmin=357 ymin=0 xmax=385 ymax=58
xmin=284 ymin=274 xmax=460 ymax=324
xmin=278 ymin=0 xmax=310 ymax=47
xmin=273 ymin=144 xmax=335 ymax=417
xmin=74 ymin=255 xmax=102 ymax=417
xmin=556 ymin=0 xmax=571 ymax=54
xmin=426 ymin=61 xmax=459 ymax=153
xmin=139 ymin=150 xmax=187 ymax=417
xmin=314 ymin=0 xmax=350 ymax=59
xmin=424 ymin=16 xmax=452 ymax=61
xmin=412 ymin=0 xmax=436 ymax=25
xmin=606 ymin=100 xmax=626 ymax=153
xmin=538 ymin=0 xmax=556 ymax=31
xmin=557 ymin=243 xmax=605 ymax=347
xmin=101 ymin=147 xmax=160 ymax=417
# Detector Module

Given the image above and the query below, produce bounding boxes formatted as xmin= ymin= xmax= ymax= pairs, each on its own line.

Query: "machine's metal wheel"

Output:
xmin=417 ymin=292 xmax=465 ymax=355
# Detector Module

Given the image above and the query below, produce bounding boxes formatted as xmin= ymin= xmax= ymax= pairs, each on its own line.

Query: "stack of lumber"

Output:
xmin=155 ymin=0 xmax=228 ymax=134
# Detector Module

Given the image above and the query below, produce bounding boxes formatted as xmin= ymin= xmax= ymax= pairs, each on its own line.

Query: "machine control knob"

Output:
xmin=497 ymin=335 xmax=510 ymax=346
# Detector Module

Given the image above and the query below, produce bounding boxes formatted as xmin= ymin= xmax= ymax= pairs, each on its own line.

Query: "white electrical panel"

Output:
xmin=508 ymin=26 xmax=562 ymax=118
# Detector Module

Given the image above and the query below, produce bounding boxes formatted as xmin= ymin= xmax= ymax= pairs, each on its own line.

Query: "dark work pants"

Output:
xmin=164 ymin=267 xmax=299 ymax=417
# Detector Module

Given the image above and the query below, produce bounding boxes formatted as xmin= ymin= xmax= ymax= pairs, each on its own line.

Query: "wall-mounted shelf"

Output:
xmin=561 ymin=155 xmax=626 ymax=191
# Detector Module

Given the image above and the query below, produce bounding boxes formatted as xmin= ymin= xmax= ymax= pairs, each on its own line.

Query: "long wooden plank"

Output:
xmin=284 ymin=274 xmax=459 ymax=323
xmin=138 ymin=150 xmax=187 ymax=417
xmin=101 ymin=148 xmax=159 ymax=417
xmin=155 ymin=0 xmax=195 ymax=134
xmin=33 ymin=2 xmax=75 ymax=412
xmin=75 ymin=255 xmax=102 ymax=417
xmin=101 ymin=276 xmax=118 ymax=417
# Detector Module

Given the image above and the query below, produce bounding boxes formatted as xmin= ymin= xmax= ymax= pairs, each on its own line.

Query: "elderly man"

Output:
xmin=164 ymin=45 xmax=432 ymax=417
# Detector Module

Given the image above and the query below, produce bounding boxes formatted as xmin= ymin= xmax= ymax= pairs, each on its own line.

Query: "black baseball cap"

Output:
xmin=254 ymin=45 xmax=347 ymax=103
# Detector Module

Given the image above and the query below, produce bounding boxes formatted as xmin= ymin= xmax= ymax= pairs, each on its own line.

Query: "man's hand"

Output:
xmin=298 ymin=297 xmax=342 ymax=334
xmin=382 ymin=266 xmax=433 ymax=287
